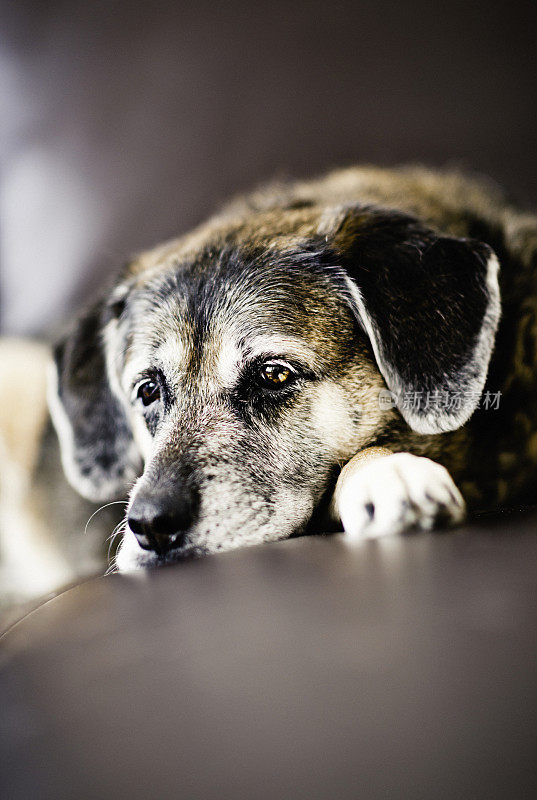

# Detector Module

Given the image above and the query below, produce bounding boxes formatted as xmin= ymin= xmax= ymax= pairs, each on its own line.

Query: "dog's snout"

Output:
xmin=128 ymin=488 xmax=199 ymax=556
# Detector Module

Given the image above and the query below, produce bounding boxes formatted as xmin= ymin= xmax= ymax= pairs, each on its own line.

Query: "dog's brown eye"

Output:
xmin=259 ymin=363 xmax=292 ymax=388
xmin=137 ymin=380 xmax=160 ymax=406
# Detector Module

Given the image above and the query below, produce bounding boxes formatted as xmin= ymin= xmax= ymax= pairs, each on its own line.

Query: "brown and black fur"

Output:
xmin=48 ymin=165 xmax=537 ymax=570
xmin=199 ymin=165 xmax=537 ymax=511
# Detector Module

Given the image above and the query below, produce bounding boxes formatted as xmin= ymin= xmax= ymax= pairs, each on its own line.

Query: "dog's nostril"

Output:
xmin=150 ymin=528 xmax=187 ymax=555
xmin=151 ymin=513 xmax=181 ymax=537
xmin=127 ymin=515 xmax=147 ymax=538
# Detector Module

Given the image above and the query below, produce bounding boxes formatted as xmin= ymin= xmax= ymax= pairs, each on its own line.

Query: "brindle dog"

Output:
xmin=49 ymin=165 xmax=537 ymax=571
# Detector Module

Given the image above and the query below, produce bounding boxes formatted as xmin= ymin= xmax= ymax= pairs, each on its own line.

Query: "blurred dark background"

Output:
xmin=1 ymin=0 xmax=536 ymax=335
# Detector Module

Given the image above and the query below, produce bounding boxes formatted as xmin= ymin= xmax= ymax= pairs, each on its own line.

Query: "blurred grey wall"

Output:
xmin=1 ymin=0 xmax=536 ymax=335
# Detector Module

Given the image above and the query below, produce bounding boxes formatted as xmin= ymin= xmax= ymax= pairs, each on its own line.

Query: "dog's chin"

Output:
xmin=114 ymin=531 xmax=206 ymax=573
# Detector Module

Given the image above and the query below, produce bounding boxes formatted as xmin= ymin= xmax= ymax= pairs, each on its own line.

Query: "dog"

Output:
xmin=47 ymin=164 xmax=537 ymax=572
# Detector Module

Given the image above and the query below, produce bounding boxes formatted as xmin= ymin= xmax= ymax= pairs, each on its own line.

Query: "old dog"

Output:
xmin=49 ymin=165 xmax=537 ymax=571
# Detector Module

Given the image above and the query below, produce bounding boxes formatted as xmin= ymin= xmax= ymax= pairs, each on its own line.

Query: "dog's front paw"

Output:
xmin=335 ymin=452 xmax=465 ymax=539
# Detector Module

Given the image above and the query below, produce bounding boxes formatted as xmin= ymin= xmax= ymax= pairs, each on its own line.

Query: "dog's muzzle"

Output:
xmin=128 ymin=486 xmax=199 ymax=556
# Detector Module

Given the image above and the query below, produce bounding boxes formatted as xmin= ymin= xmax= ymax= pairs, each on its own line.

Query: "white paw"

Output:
xmin=336 ymin=453 xmax=465 ymax=539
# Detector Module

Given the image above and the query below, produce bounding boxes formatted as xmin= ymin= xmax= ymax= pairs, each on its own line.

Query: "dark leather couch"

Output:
xmin=2 ymin=511 xmax=537 ymax=798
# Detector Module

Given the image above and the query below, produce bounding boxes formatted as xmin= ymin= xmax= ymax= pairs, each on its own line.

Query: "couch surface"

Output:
xmin=2 ymin=511 xmax=537 ymax=799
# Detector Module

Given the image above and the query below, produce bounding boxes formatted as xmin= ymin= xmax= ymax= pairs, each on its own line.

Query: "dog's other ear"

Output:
xmin=48 ymin=296 xmax=140 ymax=502
xmin=327 ymin=207 xmax=501 ymax=434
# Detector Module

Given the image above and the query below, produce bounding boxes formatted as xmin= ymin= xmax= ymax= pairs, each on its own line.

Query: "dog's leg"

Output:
xmin=330 ymin=447 xmax=466 ymax=539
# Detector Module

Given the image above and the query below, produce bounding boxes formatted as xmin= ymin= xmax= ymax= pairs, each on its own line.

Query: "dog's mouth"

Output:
xmin=138 ymin=541 xmax=206 ymax=569
xmin=114 ymin=529 xmax=209 ymax=572
xmin=115 ymin=482 xmax=318 ymax=572
xmin=154 ymin=543 xmax=207 ymax=565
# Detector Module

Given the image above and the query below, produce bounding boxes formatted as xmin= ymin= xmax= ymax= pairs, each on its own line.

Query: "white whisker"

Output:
xmin=106 ymin=516 xmax=127 ymax=559
xmin=104 ymin=556 xmax=119 ymax=576
xmin=84 ymin=500 xmax=127 ymax=536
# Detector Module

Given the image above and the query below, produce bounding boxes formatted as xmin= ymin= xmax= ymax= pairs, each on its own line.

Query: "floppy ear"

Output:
xmin=48 ymin=297 xmax=141 ymax=502
xmin=329 ymin=207 xmax=501 ymax=434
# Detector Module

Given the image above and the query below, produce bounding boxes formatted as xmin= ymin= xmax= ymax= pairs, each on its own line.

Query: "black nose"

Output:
xmin=128 ymin=488 xmax=199 ymax=556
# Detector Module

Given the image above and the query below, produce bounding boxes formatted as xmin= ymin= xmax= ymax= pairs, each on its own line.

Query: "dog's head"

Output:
xmin=49 ymin=205 xmax=500 ymax=568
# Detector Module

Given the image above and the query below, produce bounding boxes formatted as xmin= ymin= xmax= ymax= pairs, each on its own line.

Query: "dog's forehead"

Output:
xmin=121 ymin=243 xmax=349 ymax=385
